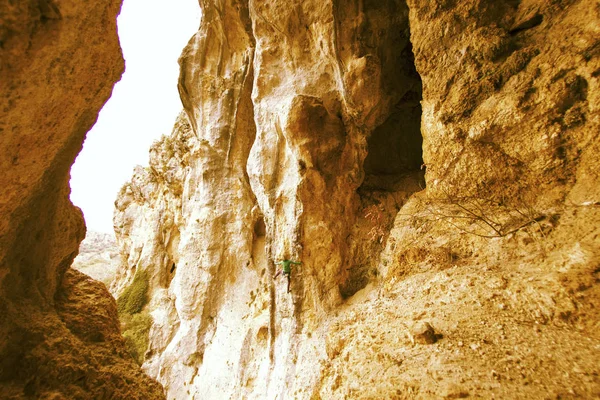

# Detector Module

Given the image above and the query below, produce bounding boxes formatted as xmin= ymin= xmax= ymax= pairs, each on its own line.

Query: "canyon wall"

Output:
xmin=113 ymin=0 xmax=600 ymax=398
xmin=0 ymin=1 xmax=164 ymax=398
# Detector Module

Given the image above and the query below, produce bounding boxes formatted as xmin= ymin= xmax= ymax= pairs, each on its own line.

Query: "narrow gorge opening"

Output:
xmin=67 ymin=0 xmax=201 ymax=373
xmin=69 ymin=0 xmax=200 ymax=282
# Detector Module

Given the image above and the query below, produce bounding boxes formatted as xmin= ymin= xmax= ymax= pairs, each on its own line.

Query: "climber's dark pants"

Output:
xmin=275 ymin=269 xmax=291 ymax=293
xmin=284 ymin=271 xmax=291 ymax=293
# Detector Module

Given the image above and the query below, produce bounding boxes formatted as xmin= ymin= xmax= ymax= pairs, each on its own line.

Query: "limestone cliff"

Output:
xmin=113 ymin=0 xmax=600 ymax=398
xmin=0 ymin=0 xmax=164 ymax=398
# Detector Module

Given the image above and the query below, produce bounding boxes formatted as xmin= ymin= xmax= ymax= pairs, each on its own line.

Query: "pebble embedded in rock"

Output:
xmin=410 ymin=321 xmax=438 ymax=344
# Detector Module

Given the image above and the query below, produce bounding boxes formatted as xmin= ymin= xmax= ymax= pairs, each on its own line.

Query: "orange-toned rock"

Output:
xmin=0 ymin=0 xmax=164 ymax=397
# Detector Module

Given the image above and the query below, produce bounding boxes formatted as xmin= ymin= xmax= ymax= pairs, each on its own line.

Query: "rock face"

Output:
xmin=113 ymin=0 xmax=600 ymax=398
xmin=0 ymin=1 xmax=164 ymax=398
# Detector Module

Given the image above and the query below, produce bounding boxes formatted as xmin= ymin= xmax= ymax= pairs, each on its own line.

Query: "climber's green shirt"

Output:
xmin=280 ymin=259 xmax=301 ymax=274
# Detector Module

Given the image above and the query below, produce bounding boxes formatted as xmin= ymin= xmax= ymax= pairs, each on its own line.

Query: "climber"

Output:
xmin=274 ymin=259 xmax=301 ymax=293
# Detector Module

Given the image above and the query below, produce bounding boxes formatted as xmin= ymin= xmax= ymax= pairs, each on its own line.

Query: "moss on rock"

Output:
xmin=117 ymin=269 xmax=149 ymax=315
xmin=122 ymin=311 xmax=153 ymax=365
xmin=116 ymin=269 xmax=152 ymax=364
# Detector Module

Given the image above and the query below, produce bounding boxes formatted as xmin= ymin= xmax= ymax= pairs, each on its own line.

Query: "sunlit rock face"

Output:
xmin=114 ymin=0 xmax=600 ymax=398
xmin=0 ymin=0 xmax=164 ymax=398
xmin=410 ymin=0 xmax=600 ymax=205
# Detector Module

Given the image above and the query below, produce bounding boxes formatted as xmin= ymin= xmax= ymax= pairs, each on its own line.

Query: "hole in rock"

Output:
xmin=254 ymin=217 xmax=266 ymax=238
xmin=252 ymin=216 xmax=268 ymax=272
xmin=361 ymin=40 xmax=424 ymax=193
xmin=164 ymin=258 xmax=177 ymax=288
xmin=162 ymin=230 xmax=180 ymax=288
xmin=257 ymin=326 xmax=269 ymax=343
xmin=343 ymin=3 xmax=425 ymax=299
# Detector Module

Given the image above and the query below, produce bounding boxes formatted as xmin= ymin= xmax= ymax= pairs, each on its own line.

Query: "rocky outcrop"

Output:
xmin=410 ymin=0 xmax=599 ymax=205
xmin=113 ymin=0 xmax=600 ymax=398
xmin=0 ymin=1 xmax=164 ymax=398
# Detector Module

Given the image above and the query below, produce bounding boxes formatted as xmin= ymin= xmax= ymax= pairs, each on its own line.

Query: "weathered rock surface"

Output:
xmin=110 ymin=0 xmax=598 ymax=398
xmin=112 ymin=0 xmax=600 ymax=399
xmin=0 ymin=0 xmax=164 ymax=398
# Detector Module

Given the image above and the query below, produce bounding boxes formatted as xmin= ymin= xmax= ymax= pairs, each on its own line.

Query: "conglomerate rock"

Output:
xmin=0 ymin=0 xmax=164 ymax=398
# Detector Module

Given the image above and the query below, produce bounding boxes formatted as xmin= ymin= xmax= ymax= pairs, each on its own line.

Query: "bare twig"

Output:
xmin=404 ymin=189 xmax=548 ymax=239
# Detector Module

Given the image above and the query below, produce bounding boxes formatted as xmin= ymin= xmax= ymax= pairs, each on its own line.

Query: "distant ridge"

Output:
xmin=72 ymin=230 xmax=120 ymax=287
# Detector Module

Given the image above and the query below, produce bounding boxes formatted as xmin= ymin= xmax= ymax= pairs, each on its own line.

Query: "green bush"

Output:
xmin=122 ymin=311 xmax=153 ymax=365
xmin=116 ymin=269 xmax=149 ymax=315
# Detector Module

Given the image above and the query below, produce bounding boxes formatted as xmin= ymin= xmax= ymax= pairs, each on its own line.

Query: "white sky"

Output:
xmin=70 ymin=0 xmax=201 ymax=234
